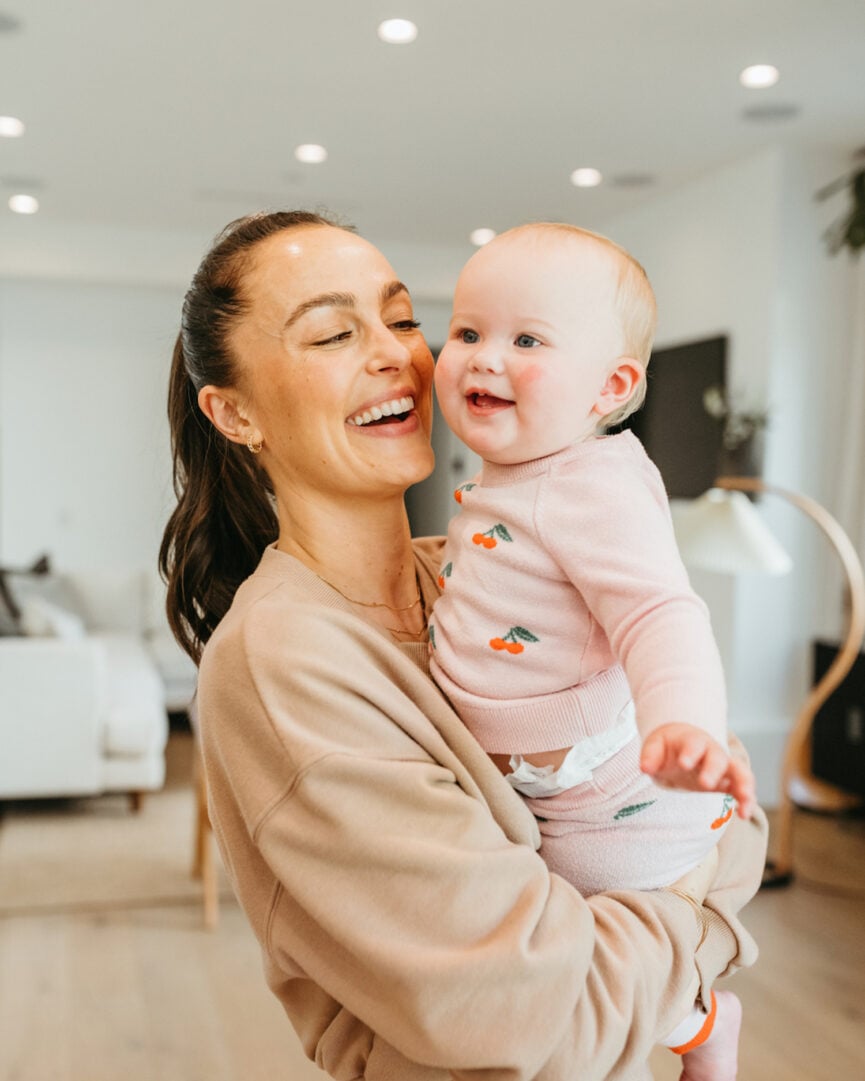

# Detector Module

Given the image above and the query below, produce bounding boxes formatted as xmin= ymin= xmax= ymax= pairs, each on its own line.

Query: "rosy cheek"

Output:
xmin=513 ymin=364 xmax=544 ymax=388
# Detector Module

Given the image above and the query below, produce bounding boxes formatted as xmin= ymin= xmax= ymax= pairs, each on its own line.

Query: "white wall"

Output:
xmin=599 ymin=143 xmax=858 ymax=804
xmin=0 ymin=278 xmax=183 ymax=571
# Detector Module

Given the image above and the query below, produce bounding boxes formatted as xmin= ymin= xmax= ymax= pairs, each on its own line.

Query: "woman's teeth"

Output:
xmin=348 ymin=396 xmax=414 ymax=427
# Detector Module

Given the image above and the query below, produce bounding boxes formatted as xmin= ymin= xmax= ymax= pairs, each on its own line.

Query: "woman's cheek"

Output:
xmin=433 ymin=358 xmax=457 ymax=405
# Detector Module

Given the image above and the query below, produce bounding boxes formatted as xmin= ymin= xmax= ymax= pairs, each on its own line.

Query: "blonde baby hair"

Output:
xmin=501 ymin=221 xmax=658 ymax=429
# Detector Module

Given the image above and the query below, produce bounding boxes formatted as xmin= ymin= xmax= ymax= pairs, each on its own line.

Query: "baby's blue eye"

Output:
xmin=460 ymin=329 xmax=479 ymax=344
xmin=515 ymin=334 xmax=541 ymax=348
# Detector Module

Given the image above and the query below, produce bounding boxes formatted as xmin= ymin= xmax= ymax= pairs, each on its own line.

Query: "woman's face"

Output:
xmin=231 ymin=226 xmax=435 ymax=504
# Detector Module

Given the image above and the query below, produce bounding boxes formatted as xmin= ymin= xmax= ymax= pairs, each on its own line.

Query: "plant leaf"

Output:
xmin=614 ymin=800 xmax=657 ymax=820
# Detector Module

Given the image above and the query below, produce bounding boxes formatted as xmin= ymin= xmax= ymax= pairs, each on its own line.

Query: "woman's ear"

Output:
xmin=197 ymin=385 xmax=262 ymax=447
xmin=593 ymin=358 xmax=646 ymax=417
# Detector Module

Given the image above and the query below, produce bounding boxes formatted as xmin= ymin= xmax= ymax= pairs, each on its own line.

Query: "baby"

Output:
xmin=429 ymin=223 xmax=756 ymax=1081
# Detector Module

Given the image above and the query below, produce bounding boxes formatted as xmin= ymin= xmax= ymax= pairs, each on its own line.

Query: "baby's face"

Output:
xmin=435 ymin=231 xmax=626 ymax=466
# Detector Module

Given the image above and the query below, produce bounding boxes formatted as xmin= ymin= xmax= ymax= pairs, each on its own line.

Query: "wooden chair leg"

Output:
xmin=192 ymin=758 xmax=206 ymax=879
xmin=200 ymin=815 xmax=219 ymax=931
xmin=129 ymin=791 xmax=144 ymax=813
xmin=192 ymin=739 xmax=219 ymax=930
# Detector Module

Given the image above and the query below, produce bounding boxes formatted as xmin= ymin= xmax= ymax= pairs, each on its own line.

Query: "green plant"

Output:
xmin=702 ymin=385 xmax=769 ymax=451
xmin=825 ymin=169 xmax=865 ymax=254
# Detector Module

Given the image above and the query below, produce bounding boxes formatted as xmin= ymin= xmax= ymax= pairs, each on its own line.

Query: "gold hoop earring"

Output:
xmin=246 ymin=435 xmax=263 ymax=454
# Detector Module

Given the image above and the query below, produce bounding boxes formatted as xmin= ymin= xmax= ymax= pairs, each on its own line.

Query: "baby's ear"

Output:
xmin=593 ymin=358 xmax=645 ymax=416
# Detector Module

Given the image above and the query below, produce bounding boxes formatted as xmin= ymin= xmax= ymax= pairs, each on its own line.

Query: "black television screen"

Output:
xmin=616 ymin=335 xmax=727 ymax=499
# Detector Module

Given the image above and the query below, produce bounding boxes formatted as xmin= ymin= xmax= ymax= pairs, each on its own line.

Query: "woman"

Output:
xmin=160 ymin=210 xmax=767 ymax=1081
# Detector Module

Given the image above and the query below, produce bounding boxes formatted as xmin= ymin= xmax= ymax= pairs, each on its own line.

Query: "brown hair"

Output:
xmin=159 ymin=210 xmax=349 ymax=663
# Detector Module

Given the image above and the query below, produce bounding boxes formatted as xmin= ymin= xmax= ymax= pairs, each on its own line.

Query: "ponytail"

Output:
xmin=159 ymin=210 xmax=347 ymax=663
xmin=159 ymin=335 xmax=277 ymax=663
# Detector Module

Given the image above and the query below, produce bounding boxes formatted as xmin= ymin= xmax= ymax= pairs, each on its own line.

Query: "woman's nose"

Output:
xmin=368 ymin=323 xmax=412 ymax=371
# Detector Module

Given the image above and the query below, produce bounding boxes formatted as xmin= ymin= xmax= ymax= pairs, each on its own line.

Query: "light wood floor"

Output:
xmin=1 ymin=740 xmax=863 ymax=1080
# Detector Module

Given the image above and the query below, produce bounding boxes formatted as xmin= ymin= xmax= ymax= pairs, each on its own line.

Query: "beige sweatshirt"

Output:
xmin=197 ymin=538 xmax=767 ymax=1081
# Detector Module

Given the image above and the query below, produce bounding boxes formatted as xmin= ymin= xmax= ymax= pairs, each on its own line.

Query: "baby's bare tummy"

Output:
xmin=489 ymin=746 xmax=573 ymax=777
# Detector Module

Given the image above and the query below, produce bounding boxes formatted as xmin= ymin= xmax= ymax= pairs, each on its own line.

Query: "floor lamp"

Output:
xmin=675 ymin=476 xmax=865 ymax=887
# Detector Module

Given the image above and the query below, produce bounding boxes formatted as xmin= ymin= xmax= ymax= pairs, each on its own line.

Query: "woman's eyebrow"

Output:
xmin=283 ymin=281 xmax=410 ymax=330
xmin=283 ymin=291 xmax=355 ymax=330
xmin=382 ymin=280 xmax=410 ymax=303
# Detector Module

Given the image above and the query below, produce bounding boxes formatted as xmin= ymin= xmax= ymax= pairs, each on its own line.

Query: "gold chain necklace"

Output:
xmin=316 ymin=573 xmax=422 ymax=614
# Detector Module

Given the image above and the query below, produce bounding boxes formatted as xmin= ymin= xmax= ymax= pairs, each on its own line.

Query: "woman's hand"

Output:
xmin=670 ymin=844 xmax=719 ymax=905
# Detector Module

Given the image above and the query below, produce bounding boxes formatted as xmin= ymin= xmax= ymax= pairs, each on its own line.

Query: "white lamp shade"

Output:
xmin=674 ymin=488 xmax=794 ymax=576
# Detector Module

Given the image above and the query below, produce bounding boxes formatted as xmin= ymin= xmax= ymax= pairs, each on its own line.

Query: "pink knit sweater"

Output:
xmin=429 ymin=432 xmax=727 ymax=754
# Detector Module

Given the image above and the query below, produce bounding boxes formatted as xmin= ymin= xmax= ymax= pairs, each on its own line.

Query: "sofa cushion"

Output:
xmin=19 ymin=597 xmax=87 ymax=640
xmin=64 ymin=570 xmax=148 ymax=635
xmin=147 ymin=628 xmax=197 ymax=710
xmin=93 ymin=635 xmax=168 ymax=758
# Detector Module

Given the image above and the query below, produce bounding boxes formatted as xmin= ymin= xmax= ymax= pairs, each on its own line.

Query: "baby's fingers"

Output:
xmin=723 ymin=760 xmax=757 ymax=817
xmin=639 ymin=735 xmax=666 ymax=774
xmin=694 ymin=740 xmax=731 ymax=789
xmin=673 ymin=730 xmax=713 ymax=772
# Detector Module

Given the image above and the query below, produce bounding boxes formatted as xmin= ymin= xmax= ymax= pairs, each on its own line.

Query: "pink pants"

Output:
xmin=525 ymin=729 xmax=733 ymax=896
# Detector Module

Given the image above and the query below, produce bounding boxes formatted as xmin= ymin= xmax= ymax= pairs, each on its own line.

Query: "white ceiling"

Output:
xmin=0 ymin=0 xmax=864 ymax=251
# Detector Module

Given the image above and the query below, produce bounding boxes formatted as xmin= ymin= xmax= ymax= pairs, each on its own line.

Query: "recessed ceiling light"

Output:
xmin=294 ymin=143 xmax=328 ymax=164
xmin=469 ymin=227 xmax=496 ymax=246
xmin=740 ymin=64 xmax=780 ymax=89
xmin=0 ymin=115 xmax=25 ymax=137
xmin=377 ymin=18 xmax=418 ymax=44
xmin=570 ymin=168 xmax=603 ymax=188
xmin=9 ymin=193 xmax=38 ymax=214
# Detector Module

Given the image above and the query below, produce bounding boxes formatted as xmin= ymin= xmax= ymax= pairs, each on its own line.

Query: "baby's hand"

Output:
xmin=640 ymin=723 xmax=756 ymax=819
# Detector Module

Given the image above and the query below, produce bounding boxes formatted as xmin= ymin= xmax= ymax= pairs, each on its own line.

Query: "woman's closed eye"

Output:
xmin=515 ymin=333 xmax=542 ymax=348
xmin=311 ymin=329 xmax=353 ymax=346
xmin=390 ymin=319 xmax=422 ymax=332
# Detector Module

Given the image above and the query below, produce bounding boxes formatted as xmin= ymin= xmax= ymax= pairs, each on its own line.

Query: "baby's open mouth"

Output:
xmin=348 ymin=395 xmax=415 ymax=427
xmin=469 ymin=392 xmax=513 ymax=409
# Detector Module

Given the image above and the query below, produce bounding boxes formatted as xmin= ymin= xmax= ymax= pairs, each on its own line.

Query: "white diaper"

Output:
xmin=505 ymin=701 xmax=637 ymax=798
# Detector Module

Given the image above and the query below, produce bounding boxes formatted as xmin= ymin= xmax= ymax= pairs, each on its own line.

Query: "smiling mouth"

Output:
xmin=347 ymin=395 xmax=415 ymax=427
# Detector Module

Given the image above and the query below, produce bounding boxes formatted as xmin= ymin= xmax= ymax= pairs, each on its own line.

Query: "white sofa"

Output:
xmin=0 ymin=567 xmax=196 ymax=805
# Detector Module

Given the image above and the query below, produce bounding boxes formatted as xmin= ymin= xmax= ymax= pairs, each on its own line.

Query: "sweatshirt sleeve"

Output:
xmin=538 ymin=441 xmax=728 ymax=743
xmin=219 ymin=604 xmax=763 ymax=1081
